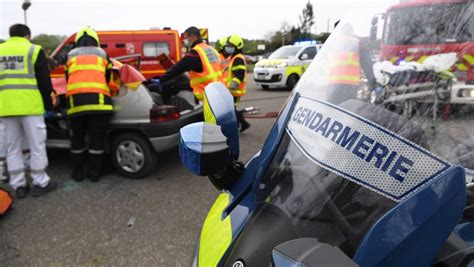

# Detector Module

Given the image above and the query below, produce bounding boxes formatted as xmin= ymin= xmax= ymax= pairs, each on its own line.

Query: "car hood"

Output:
xmin=255 ymin=59 xmax=289 ymax=68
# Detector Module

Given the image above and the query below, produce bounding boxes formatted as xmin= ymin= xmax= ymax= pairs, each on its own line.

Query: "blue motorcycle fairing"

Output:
xmin=201 ymin=92 xmax=469 ymax=266
xmin=354 ymin=166 xmax=466 ymax=267
xmin=454 ymin=222 xmax=474 ymax=246
xmin=223 ymin=93 xmax=300 ymax=229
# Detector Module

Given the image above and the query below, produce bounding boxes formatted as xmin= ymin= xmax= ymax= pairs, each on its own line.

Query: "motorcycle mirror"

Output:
xmin=203 ymin=82 xmax=240 ymax=160
xmin=179 ymin=122 xmax=230 ymax=176
xmin=370 ymin=16 xmax=379 ymax=41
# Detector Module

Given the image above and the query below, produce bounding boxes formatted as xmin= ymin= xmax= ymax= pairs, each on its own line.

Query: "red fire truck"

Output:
xmin=374 ymin=0 xmax=474 ymax=105
xmin=49 ymin=29 xmax=183 ymax=79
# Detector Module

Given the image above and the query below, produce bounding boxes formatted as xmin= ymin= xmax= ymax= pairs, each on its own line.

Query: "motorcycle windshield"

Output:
xmin=254 ymin=1 xmax=473 ymax=258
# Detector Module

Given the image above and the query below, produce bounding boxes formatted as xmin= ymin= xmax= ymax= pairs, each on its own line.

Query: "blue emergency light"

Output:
xmin=293 ymin=40 xmax=320 ymax=46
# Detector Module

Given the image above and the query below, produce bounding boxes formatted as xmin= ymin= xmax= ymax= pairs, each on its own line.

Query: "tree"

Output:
xmin=31 ymin=34 xmax=67 ymax=55
xmin=289 ymin=26 xmax=303 ymax=43
xmin=242 ymin=38 xmax=267 ymax=55
xmin=298 ymin=0 xmax=315 ymax=37
xmin=314 ymin=32 xmax=331 ymax=43
xmin=251 ymin=0 xmax=327 ymax=54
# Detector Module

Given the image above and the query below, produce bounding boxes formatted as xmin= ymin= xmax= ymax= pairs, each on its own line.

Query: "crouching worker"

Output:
xmin=65 ymin=27 xmax=114 ymax=182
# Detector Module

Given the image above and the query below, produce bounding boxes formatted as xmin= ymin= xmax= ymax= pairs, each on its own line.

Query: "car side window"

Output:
xmin=143 ymin=42 xmax=170 ymax=57
xmin=54 ymin=42 xmax=76 ymax=65
xmin=300 ymin=46 xmax=317 ymax=60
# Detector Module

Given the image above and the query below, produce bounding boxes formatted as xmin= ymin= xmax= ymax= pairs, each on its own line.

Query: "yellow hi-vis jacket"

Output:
xmin=0 ymin=37 xmax=44 ymax=117
xmin=189 ymin=43 xmax=223 ymax=100
xmin=224 ymin=53 xmax=247 ymax=97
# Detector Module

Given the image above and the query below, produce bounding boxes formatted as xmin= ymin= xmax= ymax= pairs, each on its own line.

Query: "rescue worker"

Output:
xmin=216 ymin=36 xmax=230 ymax=68
xmin=0 ymin=24 xmax=57 ymax=198
xmin=65 ymin=27 xmax=114 ymax=182
xmin=148 ymin=26 xmax=223 ymax=101
xmin=223 ymin=35 xmax=251 ymax=132
xmin=326 ymin=21 xmax=375 ymax=104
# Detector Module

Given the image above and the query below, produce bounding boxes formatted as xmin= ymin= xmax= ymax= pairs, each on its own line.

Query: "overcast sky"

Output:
xmin=0 ymin=0 xmax=396 ymax=41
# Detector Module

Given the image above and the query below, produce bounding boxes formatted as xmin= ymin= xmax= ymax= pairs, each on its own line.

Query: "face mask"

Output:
xmin=183 ymin=39 xmax=190 ymax=47
xmin=224 ymin=46 xmax=236 ymax=55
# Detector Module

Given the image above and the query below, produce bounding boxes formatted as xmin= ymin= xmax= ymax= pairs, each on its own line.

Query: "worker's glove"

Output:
xmin=150 ymin=78 xmax=161 ymax=87
xmin=44 ymin=111 xmax=56 ymax=120
xmin=228 ymin=80 xmax=240 ymax=91
xmin=44 ymin=111 xmax=63 ymax=120
xmin=146 ymin=78 xmax=162 ymax=93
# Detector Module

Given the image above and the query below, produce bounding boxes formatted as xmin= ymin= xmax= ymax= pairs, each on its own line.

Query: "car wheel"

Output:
xmin=261 ymin=85 xmax=269 ymax=89
xmin=286 ymin=74 xmax=299 ymax=90
xmin=112 ymin=133 xmax=157 ymax=179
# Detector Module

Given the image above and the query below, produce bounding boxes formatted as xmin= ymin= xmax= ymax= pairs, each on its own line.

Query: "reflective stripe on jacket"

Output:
xmin=328 ymin=37 xmax=361 ymax=86
xmin=189 ymin=43 xmax=223 ymax=100
xmin=66 ymin=47 xmax=113 ymax=116
xmin=66 ymin=47 xmax=110 ymax=96
xmin=224 ymin=53 xmax=247 ymax=97
xmin=0 ymin=37 xmax=43 ymax=116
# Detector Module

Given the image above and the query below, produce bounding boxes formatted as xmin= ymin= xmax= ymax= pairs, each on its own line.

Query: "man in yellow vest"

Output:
xmin=0 ymin=24 xmax=57 ymax=198
xmin=148 ymin=26 xmax=223 ymax=101
xmin=223 ymin=35 xmax=251 ymax=132
xmin=65 ymin=27 xmax=113 ymax=183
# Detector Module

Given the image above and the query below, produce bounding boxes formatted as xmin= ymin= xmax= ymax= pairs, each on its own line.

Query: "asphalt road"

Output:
xmin=0 ymin=77 xmax=291 ymax=267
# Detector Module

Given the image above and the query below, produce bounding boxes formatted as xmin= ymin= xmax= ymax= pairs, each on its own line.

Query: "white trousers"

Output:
xmin=3 ymin=115 xmax=50 ymax=190
xmin=0 ymin=119 xmax=30 ymax=182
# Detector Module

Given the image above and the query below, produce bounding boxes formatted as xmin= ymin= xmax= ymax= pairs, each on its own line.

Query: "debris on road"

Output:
xmin=127 ymin=217 xmax=136 ymax=227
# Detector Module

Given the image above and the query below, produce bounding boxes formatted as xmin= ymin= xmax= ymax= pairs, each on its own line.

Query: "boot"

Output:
xmin=15 ymin=185 xmax=30 ymax=199
xmin=86 ymin=153 xmax=104 ymax=183
xmin=33 ymin=180 xmax=58 ymax=197
xmin=71 ymin=152 xmax=86 ymax=182
xmin=236 ymin=110 xmax=251 ymax=133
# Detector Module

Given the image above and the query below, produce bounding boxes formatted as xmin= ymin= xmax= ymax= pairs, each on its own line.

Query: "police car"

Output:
xmin=253 ymin=41 xmax=321 ymax=90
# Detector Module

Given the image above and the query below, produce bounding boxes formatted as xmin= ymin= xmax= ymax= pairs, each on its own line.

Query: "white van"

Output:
xmin=253 ymin=42 xmax=321 ymax=89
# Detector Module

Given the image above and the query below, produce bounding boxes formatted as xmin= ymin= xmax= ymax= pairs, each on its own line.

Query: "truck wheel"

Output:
xmin=261 ymin=85 xmax=269 ymax=89
xmin=112 ymin=133 xmax=157 ymax=179
xmin=286 ymin=74 xmax=299 ymax=90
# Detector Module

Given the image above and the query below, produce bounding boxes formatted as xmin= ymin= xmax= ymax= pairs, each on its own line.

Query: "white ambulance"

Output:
xmin=253 ymin=41 xmax=321 ymax=89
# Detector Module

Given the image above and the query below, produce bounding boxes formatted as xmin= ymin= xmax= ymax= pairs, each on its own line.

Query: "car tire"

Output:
xmin=111 ymin=133 xmax=157 ymax=179
xmin=286 ymin=74 xmax=299 ymax=90
xmin=261 ymin=85 xmax=269 ymax=89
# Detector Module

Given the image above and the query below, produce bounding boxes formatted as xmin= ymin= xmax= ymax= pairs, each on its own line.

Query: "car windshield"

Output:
xmin=384 ymin=2 xmax=474 ymax=45
xmin=255 ymin=2 xmax=473 ymax=258
xmin=269 ymin=46 xmax=302 ymax=59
